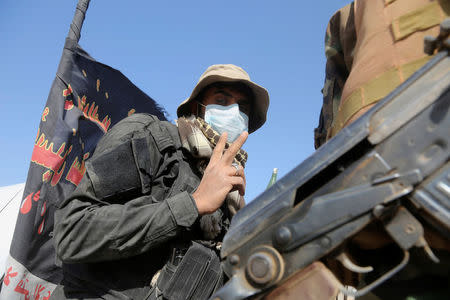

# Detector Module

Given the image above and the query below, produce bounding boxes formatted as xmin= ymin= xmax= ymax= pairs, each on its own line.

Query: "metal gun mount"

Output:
xmin=212 ymin=22 xmax=450 ymax=300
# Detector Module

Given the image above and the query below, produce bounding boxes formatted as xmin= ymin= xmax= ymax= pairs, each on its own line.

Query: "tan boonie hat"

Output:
xmin=177 ymin=64 xmax=270 ymax=133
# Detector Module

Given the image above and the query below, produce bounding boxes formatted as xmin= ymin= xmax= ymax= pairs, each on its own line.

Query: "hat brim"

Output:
xmin=177 ymin=74 xmax=269 ymax=133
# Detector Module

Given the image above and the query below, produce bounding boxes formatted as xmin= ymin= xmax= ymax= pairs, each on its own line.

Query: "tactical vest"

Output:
xmin=58 ymin=114 xmax=223 ymax=300
xmin=329 ymin=0 xmax=449 ymax=138
xmin=87 ymin=113 xmax=200 ymax=203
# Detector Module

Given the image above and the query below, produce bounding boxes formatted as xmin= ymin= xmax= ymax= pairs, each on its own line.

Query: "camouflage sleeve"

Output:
xmin=314 ymin=2 xmax=356 ymax=149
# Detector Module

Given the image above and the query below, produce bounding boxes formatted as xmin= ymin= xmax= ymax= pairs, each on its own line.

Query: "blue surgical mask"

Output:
xmin=204 ymin=104 xmax=249 ymax=142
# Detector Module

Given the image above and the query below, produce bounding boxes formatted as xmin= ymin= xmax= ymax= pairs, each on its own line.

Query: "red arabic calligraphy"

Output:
xmin=41 ymin=107 xmax=49 ymax=122
xmin=31 ymin=129 xmax=72 ymax=186
xmin=63 ymin=84 xmax=73 ymax=97
xmin=14 ymin=278 xmax=30 ymax=300
xmin=32 ymin=129 xmax=72 ymax=170
xmin=33 ymin=284 xmax=45 ymax=300
xmin=63 ymin=83 xmax=112 ymax=132
xmin=78 ymin=95 xmax=111 ymax=132
xmin=4 ymin=266 xmax=18 ymax=286
xmin=64 ymin=99 xmax=74 ymax=110
xmin=66 ymin=153 xmax=89 ymax=186
xmin=6 ymin=268 xmax=54 ymax=300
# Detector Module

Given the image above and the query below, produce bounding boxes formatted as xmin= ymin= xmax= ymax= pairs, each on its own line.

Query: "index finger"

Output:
xmin=210 ymin=132 xmax=228 ymax=163
xmin=223 ymin=131 xmax=248 ymax=164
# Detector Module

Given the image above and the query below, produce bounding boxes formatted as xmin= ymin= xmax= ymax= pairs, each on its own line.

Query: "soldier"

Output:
xmin=315 ymin=0 xmax=450 ymax=299
xmin=315 ymin=0 xmax=449 ymax=148
xmin=50 ymin=64 xmax=269 ymax=300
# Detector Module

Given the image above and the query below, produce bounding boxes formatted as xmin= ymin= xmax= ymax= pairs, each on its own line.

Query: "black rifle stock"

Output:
xmin=212 ymin=29 xmax=450 ymax=300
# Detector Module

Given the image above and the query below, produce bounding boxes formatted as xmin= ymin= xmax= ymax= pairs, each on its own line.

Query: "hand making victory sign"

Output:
xmin=193 ymin=131 xmax=248 ymax=215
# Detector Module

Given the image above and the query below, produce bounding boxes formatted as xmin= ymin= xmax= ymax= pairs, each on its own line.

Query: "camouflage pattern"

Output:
xmin=316 ymin=0 xmax=448 ymax=148
xmin=315 ymin=2 xmax=356 ymax=149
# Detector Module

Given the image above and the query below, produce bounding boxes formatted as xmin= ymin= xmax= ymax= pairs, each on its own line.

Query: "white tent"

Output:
xmin=0 ymin=183 xmax=24 ymax=273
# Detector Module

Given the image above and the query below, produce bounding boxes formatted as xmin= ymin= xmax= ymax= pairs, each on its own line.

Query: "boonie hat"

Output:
xmin=177 ymin=64 xmax=269 ymax=133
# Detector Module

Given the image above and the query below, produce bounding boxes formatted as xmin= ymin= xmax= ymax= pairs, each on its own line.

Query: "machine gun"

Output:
xmin=212 ymin=21 xmax=450 ymax=300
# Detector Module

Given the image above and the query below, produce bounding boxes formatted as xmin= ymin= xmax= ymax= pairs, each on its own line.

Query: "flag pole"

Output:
xmin=67 ymin=0 xmax=91 ymax=42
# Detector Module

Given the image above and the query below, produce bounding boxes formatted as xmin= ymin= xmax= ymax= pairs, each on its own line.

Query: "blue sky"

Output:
xmin=0 ymin=0 xmax=350 ymax=202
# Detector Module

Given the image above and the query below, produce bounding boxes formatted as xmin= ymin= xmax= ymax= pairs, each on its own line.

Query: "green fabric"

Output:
xmin=315 ymin=2 xmax=355 ymax=148
xmin=392 ymin=1 xmax=444 ymax=41
xmin=331 ymin=55 xmax=432 ymax=135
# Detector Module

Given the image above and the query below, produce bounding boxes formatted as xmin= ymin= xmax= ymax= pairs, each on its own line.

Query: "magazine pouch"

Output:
xmin=159 ymin=242 xmax=222 ymax=300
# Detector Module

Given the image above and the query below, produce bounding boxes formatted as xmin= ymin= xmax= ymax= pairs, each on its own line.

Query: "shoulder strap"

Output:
xmin=128 ymin=114 xmax=178 ymax=194
xmin=146 ymin=120 xmax=177 ymax=153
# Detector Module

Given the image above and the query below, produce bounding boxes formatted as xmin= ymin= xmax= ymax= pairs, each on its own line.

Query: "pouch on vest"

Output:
xmin=87 ymin=141 xmax=142 ymax=201
xmin=159 ymin=242 xmax=223 ymax=300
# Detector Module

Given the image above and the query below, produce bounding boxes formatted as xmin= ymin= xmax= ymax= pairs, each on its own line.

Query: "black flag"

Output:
xmin=1 ymin=1 xmax=166 ymax=298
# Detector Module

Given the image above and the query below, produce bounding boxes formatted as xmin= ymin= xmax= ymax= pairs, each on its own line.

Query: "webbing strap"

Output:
xmin=147 ymin=121 xmax=175 ymax=153
xmin=331 ymin=55 xmax=433 ymax=136
xmin=131 ymin=137 xmax=153 ymax=194
xmin=392 ymin=1 xmax=447 ymax=41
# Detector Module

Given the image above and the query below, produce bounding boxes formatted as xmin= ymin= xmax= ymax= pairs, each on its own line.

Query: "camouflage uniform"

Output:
xmin=315 ymin=2 xmax=356 ymax=149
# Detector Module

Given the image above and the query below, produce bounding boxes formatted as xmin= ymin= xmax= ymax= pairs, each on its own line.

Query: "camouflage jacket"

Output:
xmin=314 ymin=2 xmax=356 ymax=149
